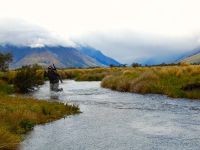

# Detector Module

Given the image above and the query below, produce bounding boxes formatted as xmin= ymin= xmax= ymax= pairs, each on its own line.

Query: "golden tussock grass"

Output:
xmin=59 ymin=68 xmax=122 ymax=81
xmin=0 ymin=95 xmax=80 ymax=149
xmin=101 ymin=65 xmax=200 ymax=99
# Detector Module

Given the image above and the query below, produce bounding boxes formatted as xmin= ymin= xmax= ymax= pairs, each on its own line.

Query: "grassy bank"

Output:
xmin=101 ymin=65 xmax=200 ymax=99
xmin=5 ymin=68 xmax=117 ymax=83
xmin=5 ymin=65 xmax=200 ymax=100
xmin=0 ymin=95 xmax=80 ymax=149
xmin=58 ymin=68 xmax=123 ymax=81
xmin=0 ymin=66 xmax=83 ymax=149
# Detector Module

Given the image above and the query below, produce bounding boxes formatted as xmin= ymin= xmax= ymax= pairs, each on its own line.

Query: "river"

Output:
xmin=20 ymin=80 xmax=200 ymax=150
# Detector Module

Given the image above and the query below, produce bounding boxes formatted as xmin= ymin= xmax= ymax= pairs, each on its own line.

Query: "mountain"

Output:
xmin=181 ymin=53 xmax=200 ymax=64
xmin=136 ymin=55 xmax=183 ymax=66
xmin=77 ymin=46 xmax=120 ymax=66
xmin=177 ymin=47 xmax=200 ymax=64
xmin=0 ymin=44 xmax=105 ymax=68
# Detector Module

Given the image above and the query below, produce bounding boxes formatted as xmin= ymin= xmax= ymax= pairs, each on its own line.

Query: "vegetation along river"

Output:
xmin=21 ymin=80 xmax=200 ymax=150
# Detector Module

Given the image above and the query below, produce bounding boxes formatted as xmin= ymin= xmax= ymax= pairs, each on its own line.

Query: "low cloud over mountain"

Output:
xmin=1 ymin=20 xmax=200 ymax=66
xmin=0 ymin=20 xmax=120 ymax=68
xmin=75 ymin=31 xmax=200 ymax=65
xmin=0 ymin=19 xmax=75 ymax=47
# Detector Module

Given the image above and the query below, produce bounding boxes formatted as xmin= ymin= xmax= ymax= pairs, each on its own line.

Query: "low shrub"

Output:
xmin=19 ymin=120 xmax=34 ymax=133
xmin=13 ymin=65 xmax=44 ymax=93
xmin=0 ymin=80 xmax=14 ymax=94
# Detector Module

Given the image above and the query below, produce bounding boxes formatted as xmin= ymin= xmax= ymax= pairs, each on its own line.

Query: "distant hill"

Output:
xmin=0 ymin=44 xmax=120 ymax=68
xmin=77 ymin=46 xmax=120 ymax=66
xmin=179 ymin=53 xmax=200 ymax=64
xmin=177 ymin=47 xmax=200 ymax=64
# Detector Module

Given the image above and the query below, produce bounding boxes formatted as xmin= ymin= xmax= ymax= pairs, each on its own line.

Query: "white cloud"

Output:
xmin=0 ymin=19 xmax=75 ymax=47
xmin=1 ymin=0 xmax=200 ymax=64
xmin=1 ymin=0 xmax=200 ymax=37
xmin=75 ymin=31 xmax=200 ymax=63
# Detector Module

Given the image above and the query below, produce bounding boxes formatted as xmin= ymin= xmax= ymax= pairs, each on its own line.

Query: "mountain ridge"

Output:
xmin=177 ymin=47 xmax=200 ymax=64
xmin=0 ymin=44 xmax=120 ymax=68
xmin=76 ymin=46 xmax=120 ymax=66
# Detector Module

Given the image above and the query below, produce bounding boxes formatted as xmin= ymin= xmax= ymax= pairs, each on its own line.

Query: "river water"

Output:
xmin=21 ymin=80 xmax=200 ymax=150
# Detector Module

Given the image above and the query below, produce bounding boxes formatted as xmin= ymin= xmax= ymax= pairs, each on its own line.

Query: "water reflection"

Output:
xmin=50 ymin=94 xmax=59 ymax=100
xmin=49 ymin=91 xmax=61 ymax=100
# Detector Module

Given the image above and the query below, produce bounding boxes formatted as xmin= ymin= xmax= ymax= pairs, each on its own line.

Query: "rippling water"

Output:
xmin=21 ymin=80 xmax=200 ymax=150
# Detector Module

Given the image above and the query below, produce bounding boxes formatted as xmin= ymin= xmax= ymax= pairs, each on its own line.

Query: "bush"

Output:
xmin=0 ymin=82 xmax=14 ymax=94
xmin=131 ymin=62 xmax=141 ymax=67
xmin=0 ymin=52 xmax=12 ymax=72
xmin=13 ymin=65 xmax=44 ymax=93
xmin=19 ymin=120 xmax=34 ymax=133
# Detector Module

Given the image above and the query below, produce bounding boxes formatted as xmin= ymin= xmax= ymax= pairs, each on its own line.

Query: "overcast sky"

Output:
xmin=1 ymin=0 xmax=200 ymax=63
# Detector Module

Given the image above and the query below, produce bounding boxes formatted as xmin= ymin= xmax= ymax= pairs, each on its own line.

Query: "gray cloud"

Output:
xmin=74 ymin=31 xmax=200 ymax=64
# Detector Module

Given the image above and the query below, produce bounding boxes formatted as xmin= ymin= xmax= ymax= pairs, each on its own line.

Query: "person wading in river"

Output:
xmin=45 ymin=65 xmax=63 ymax=92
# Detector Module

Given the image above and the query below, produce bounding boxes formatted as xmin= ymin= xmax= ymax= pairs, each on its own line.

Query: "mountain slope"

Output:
xmin=180 ymin=53 xmax=200 ymax=64
xmin=0 ymin=45 xmax=102 ymax=68
xmin=12 ymin=51 xmax=65 ymax=68
xmin=77 ymin=46 xmax=121 ymax=66
xmin=178 ymin=47 xmax=200 ymax=64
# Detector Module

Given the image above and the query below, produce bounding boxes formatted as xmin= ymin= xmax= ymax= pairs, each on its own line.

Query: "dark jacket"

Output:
xmin=46 ymin=70 xmax=62 ymax=84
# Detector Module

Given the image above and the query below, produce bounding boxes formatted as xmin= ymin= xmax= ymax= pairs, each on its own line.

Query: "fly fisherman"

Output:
xmin=45 ymin=64 xmax=63 ymax=92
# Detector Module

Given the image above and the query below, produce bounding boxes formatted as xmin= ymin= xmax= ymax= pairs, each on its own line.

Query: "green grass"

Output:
xmin=0 ymin=80 xmax=14 ymax=95
xmin=0 ymin=95 xmax=80 ymax=149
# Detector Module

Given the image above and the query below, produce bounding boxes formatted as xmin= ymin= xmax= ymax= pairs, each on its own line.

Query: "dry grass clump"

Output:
xmin=101 ymin=69 xmax=139 ymax=92
xmin=75 ymin=72 xmax=108 ymax=81
xmin=123 ymin=70 xmax=134 ymax=75
xmin=179 ymin=62 xmax=190 ymax=66
xmin=102 ymin=65 xmax=200 ymax=99
xmin=129 ymin=71 xmax=160 ymax=94
xmin=0 ymin=95 xmax=80 ymax=149
xmin=60 ymin=68 xmax=122 ymax=81
xmin=0 ymin=128 xmax=21 ymax=150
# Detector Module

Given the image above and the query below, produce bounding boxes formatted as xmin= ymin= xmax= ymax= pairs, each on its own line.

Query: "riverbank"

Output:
xmin=101 ymin=65 xmax=200 ymax=99
xmin=7 ymin=64 xmax=200 ymax=99
xmin=0 ymin=70 xmax=80 ymax=149
xmin=54 ymin=65 xmax=200 ymax=99
xmin=58 ymin=68 xmax=120 ymax=81
xmin=0 ymin=95 xmax=80 ymax=149
xmin=41 ymin=65 xmax=200 ymax=99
